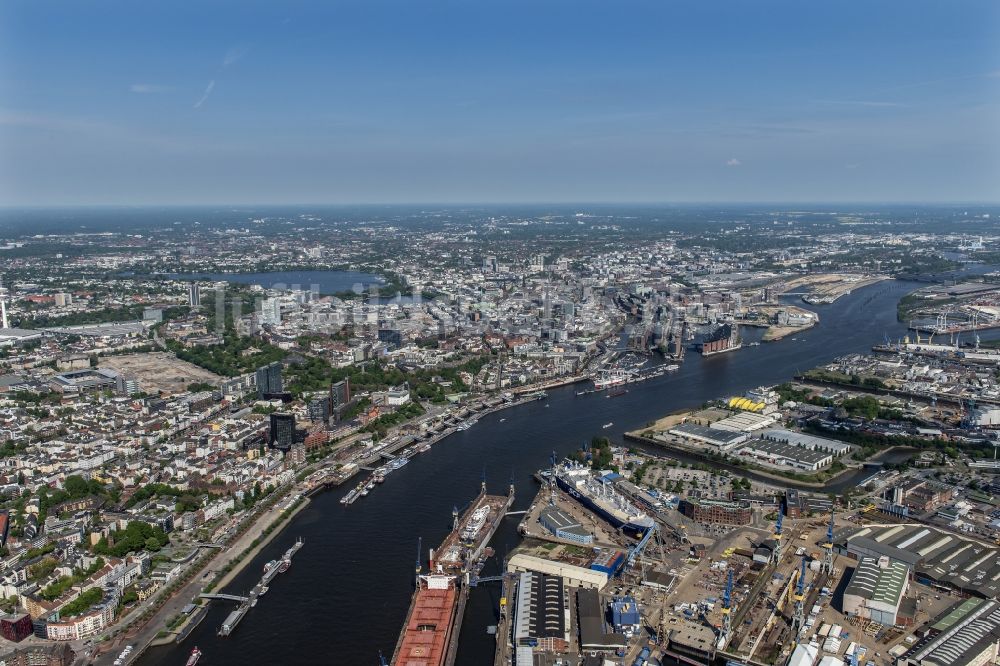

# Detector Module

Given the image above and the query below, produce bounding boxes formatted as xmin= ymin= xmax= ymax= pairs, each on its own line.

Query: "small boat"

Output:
xmin=602 ymin=422 xmax=614 ymax=429
xmin=499 ymin=418 xmax=506 ymax=423
xmin=186 ymin=647 xmax=202 ymax=666
xmin=278 ymin=559 xmax=290 ymax=573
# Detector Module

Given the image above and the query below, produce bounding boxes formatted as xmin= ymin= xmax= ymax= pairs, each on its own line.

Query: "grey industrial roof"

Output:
xmin=844 ymin=557 xmax=909 ymax=606
xmin=904 ymin=599 xmax=1000 ymax=666
xmin=577 ymin=588 xmax=625 ymax=649
xmin=671 ymin=422 xmax=746 ymax=445
xmin=743 ymin=438 xmax=833 ymax=465
xmin=760 ymin=429 xmax=853 ymax=454
xmin=837 ymin=524 xmax=1000 ymax=599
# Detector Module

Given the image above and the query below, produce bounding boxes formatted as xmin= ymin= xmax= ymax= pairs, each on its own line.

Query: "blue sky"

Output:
xmin=1 ymin=0 xmax=998 ymax=205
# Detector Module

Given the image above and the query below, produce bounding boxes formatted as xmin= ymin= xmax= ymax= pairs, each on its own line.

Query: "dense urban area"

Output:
xmin=1 ymin=206 xmax=1000 ymax=666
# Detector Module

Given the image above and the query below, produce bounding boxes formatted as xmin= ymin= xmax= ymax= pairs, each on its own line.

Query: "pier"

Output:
xmin=202 ymin=538 xmax=304 ymax=637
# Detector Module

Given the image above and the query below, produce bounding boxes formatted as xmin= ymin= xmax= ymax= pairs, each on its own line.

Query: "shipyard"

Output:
xmin=391 ymin=481 xmax=515 ymax=666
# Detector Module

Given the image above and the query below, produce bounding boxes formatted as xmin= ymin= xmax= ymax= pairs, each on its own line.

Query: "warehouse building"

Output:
xmin=736 ymin=438 xmax=833 ymax=471
xmin=513 ymin=571 xmax=569 ymax=660
xmin=712 ymin=410 xmax=779 ymax=433
xmin=538 ymin=506 xmax=593 ymax=545
xmin=664 ymin=620 xmax=717 ymax=665
xmin=842 ymin=556 xmax=910 ymax=625
xmin=834 ymin=524 xmax=1000 ymax=599
xmin=507 ymin=553 xmax=607 ymax=589
xmin=576 ymin=588 xmax=626 ymax=652
xmin=759 ymin=429 xmax=853 ymax=456
xmin=899 ymin=598 xmax=1000 ymax=666
xmin=668 ymin=423 xmax=749 ymax=451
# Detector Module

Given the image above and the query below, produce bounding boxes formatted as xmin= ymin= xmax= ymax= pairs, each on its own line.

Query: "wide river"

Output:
xmin=139 ymin=279 xmax=980 ymax=666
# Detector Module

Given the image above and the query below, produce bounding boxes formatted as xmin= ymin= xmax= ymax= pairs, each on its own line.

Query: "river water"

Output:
xmin=138 ymin=279 xmax=980 ymax=666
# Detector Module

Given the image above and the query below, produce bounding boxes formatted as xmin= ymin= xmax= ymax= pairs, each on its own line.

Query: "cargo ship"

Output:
xmin=391 ymin=490 xmax=514 ymax=666
xmin=553 ymin=462 xmax=655 ymax=536
xmin=186 ymin=647 xmax=202 ymax=666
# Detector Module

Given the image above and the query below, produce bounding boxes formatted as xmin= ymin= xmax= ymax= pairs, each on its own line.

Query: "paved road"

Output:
xmin=85 ymin=494 xmax=294 ymax=666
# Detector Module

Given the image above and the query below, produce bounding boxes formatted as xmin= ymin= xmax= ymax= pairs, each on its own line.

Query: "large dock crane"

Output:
xmin=548 ymin=450 xmax=558 ymax=506
xmin=772 ymin=510 xmax=784 ymax=565
xmin=719 ymin=568 xmax=734 ymax=647
xmin=823 ymin=512 xmax=835 ymax=575
xmin=791 ymin=558 xmax=807 ymax=637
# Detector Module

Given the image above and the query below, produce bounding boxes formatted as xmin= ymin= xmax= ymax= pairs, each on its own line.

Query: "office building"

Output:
xmin=378 ymin=327 xmax=404 ymax=349
xmin=188 ymin=282 xmax=201 ymax=307
xmin=307 ymin=393 xmax=331 ymax=423
xmin=256 ymin=362 xmax=283 ymax=398
xmin=0 ymin=613 xmax=33 ymax=642
xmin=330 ymin=378 xmax=351 ymax=419
xmin=269 ymin=413 xmax=295 ymax=451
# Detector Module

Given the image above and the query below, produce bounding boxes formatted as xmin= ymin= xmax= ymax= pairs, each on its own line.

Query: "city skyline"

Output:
xmin=1 ymin=0 xmax=998 ymax=206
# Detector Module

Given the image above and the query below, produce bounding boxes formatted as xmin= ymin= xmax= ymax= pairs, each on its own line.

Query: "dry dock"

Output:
xmin=392 ymin=490 xmax=514 ymax=666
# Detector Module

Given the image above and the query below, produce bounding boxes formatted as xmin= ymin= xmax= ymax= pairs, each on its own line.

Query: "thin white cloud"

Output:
xmin=223 ymin=46 xmax=248 ymax=68
xmin=818 ymin=99 xmax=904 ymax=108
xmin=726 ymin=158 xmax=741 ymax=167
xmin=129 ymin=84 xmax=172 ymax=94
xmin=194 ymin=80 xmax=216 ymax=109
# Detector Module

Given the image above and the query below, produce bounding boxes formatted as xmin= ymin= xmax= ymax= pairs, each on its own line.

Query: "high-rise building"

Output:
xmin=307 ymin=393 xmax=331 ymax=423
xmin=330 ymin=378 xmax=351 ymax=419
xmin=256 ymin=362 xmax=283 ymax=398
xmin=188 ymin=282 xmax=201 ymax=307
xmin=54 ymin=293 xmax=72 ymax=307
xmin=378 ymin=328 xmax=403 ymax=349
xmin=260 ymin=297 xmax=282 ymax=326
xmin=269 ymin=413 xmax=295 ymax=451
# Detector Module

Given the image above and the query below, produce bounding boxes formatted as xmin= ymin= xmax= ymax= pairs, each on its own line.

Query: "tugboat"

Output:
xmin=186 ymin=647 xmax=202 ymax=666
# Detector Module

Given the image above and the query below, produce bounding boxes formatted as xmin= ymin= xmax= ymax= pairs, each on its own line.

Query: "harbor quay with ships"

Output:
xmin=391 ymin=483 xmax=515 ymax=666
xmin=300 ymin=390 xmax=551 ymax=504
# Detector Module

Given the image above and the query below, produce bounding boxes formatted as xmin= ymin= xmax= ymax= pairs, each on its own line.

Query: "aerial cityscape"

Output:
xmin=1 ymin=2 xmax=999 ymax=666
